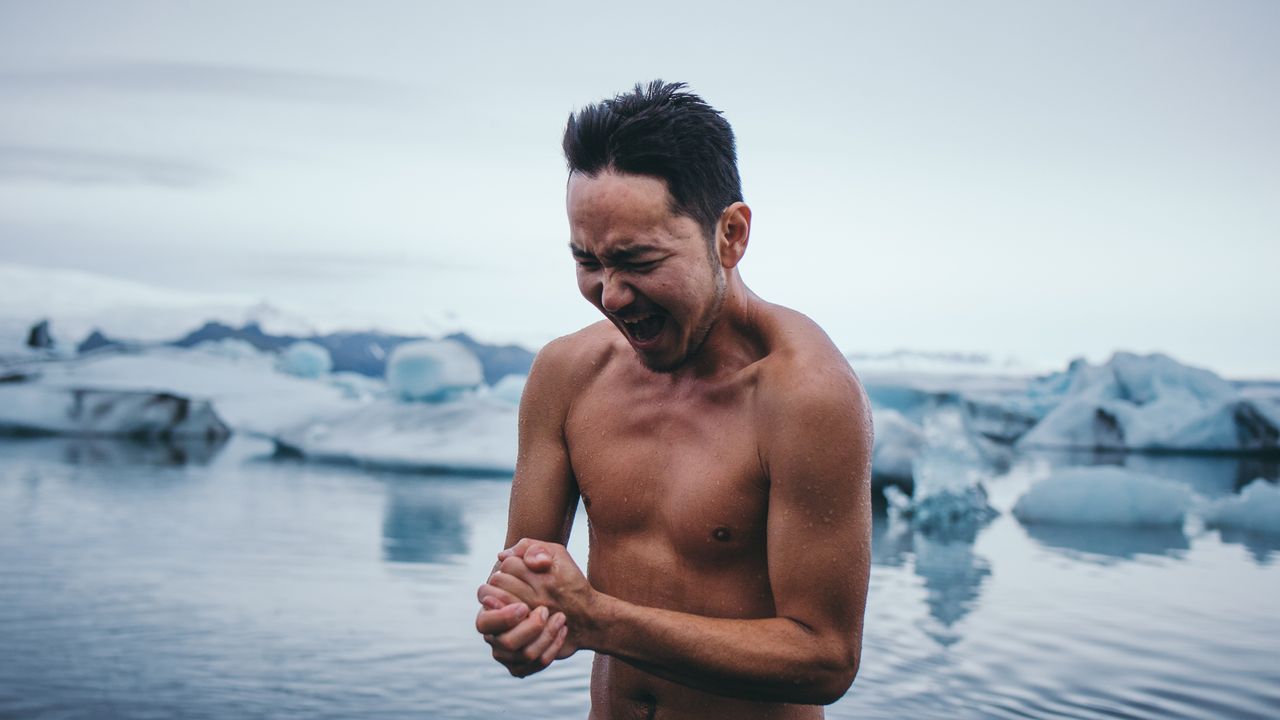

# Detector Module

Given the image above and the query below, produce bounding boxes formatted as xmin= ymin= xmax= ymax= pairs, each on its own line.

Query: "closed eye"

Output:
xmin=626 ymin=260 xmax=659 ymax=273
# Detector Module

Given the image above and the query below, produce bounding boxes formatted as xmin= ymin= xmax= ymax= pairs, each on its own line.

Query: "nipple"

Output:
xmin=712 ymin=526 xmax=732 ymax=542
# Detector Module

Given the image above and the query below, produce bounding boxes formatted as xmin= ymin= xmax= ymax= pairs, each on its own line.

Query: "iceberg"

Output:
xmin=1017 ymin=353 xmax=1279 ymax=454
xmin=272 ymin=396 xmax=517 ymax=475
xmin=278 ymin=340 xmax=333 ymax=378
xmin=0 ymin=344 xmax=521 ymax=476
xmin=871 ymin=408 xmax=924 ymax=492
xmin=0 ymin=346 xmax=353 ymax=438
xmin=1200 ymin=479 xmax=1280 ymax=535
xmin=884 ymin=408 xmax=998 ymax=535
xmin=1012 ymin=466 xmax=1193 ymax=526
xmin=960 ymin=393 xmax=1044 ymax=444
xmin=386 ymin=340 xmax=483 ymax=402
xmin=0 ymin=385 xmax=230 ymax=441
xmin=326 ymin=371 xmax=388 ymax=401
xmin=489 ymin=373 xmax=527 ymax=406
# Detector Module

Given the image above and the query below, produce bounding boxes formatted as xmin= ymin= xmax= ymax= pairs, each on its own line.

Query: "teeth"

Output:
xmin=620 ymin=313 xmax=663 ymax=342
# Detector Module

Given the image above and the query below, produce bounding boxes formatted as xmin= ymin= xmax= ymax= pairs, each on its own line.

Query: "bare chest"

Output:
xmin=566 ymin=375 xmax=767 ymax=567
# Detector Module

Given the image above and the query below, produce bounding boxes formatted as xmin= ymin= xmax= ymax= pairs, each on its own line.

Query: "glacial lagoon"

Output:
xmin=1 ymin=437 xmax=1277 ymax=719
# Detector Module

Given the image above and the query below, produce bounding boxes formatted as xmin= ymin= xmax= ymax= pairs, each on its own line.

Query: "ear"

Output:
xmin=716 ymin=202 xmax=751 ymax=269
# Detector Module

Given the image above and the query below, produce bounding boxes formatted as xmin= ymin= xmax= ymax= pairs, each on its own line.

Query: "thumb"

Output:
xmin=524 ymin=543 xmax=554 ymax=571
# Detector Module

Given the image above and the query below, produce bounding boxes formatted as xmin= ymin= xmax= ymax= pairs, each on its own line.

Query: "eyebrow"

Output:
xmin=568 ymin=242 xmax=663 ymax=263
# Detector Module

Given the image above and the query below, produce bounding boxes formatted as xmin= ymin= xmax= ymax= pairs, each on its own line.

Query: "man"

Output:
xmin=475 ymin=81 xmax=873 ymax=719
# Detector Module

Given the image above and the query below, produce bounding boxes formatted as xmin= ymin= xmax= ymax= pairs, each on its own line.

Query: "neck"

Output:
xmin=674 ymin=270 xmax=765 ymax=380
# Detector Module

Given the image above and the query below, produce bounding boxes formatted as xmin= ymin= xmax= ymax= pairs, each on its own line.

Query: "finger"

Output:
xmin=499 ymin=538 xmax=538 ymax=561
xmin=499 ymin=554 xmax=536 ymax=581
xmin=488 ymin=569 xmax=537 ymax=602
xmin=499 ymin=550 xmax=551 ymax=577
xmin=523 ymin=541 xmax=554 ymax=567
xmin=488 ymin=606 xmax=549 ymax=657
xmin=516 ymin=610 xmax=563 ymax=665
xmin=538 ymin=612 xmax=566 ymax=663
xmin=476 ymin=582 xmax=522 ymax=608
xmin=544 ymin=625 xmax=569 ymax=665
xmin=509 ymin=538 xmax=557 ymax=570
xmin=475 ymin=602 xmax=528 ymax=635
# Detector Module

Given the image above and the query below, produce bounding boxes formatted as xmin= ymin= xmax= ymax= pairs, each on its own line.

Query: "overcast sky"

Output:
xmin=1 ymin=1 xmax=1277 ymax=376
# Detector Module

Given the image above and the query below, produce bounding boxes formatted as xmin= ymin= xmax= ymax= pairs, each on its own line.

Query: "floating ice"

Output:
xmin=1017 ymin=353 xmax=1277 ymax=453
xmin=272 ymin=396 xmax=517 ymax=474
xmin=386 ymin=340 xmax=483 ymax=402
xmin=0 ymin=344 xmax=521 ymax=475
xmin=887 ymin=408 xmax=999 ymax=535
xmin=326 ymin=371 xmax=388 ymax=401
xmin=1012 ymin=467 xmax=1193 ymax=526
xmin=871 ymin=408 xmax=925 ymax=487
xmin=278 ymin=341 xmax=333 ymax=378
xmin=1201 ymin=479 xmax=1280 ymax=535
xmin=0 ymin=385 xmax=230 ymax=440
xmin=960 ymin=393 xmax=1044 ymax=444
xmin=489 ymin=373 xmax=527 ymax=405
xmin=0 ymin=346 xmax=353 ymax=437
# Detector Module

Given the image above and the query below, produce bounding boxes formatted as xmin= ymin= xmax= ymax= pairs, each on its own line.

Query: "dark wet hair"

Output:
xmin=563 ymin=80 xmax=743 ymax=241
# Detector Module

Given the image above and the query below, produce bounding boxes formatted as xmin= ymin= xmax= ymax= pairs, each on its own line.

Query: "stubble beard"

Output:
xmin=643 ymin=261 xmax=727 ymax=374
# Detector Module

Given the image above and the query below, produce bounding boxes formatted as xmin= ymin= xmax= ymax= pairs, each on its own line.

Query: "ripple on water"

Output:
xmin=2 ymin=439 xmax=1280 ymax=719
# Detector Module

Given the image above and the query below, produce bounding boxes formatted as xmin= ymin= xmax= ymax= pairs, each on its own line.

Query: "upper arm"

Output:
xmin=504 ymin=338 xmax=581 ymax=548
xmin=762 ymin=359 xmax=873 ymax=666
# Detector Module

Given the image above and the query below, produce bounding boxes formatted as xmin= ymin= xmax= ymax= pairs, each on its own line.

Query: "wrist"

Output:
xmin=578 ymin=588 xmax=616 ymax=651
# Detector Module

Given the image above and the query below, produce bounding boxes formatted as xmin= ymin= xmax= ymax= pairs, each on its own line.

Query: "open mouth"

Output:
xmin=620 ymin=314 xmax=666 ymax=344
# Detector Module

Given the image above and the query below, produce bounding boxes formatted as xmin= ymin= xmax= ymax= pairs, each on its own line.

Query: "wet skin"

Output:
xmin=476 ymin=170 xmax=873 ymax=718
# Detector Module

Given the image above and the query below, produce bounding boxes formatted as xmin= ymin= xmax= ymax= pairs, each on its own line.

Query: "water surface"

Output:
xmin=1 ymin=438 xmax=1277 ymax=719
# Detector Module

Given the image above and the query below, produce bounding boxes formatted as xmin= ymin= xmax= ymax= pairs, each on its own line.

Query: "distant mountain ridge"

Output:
xmin=81 ymin=321 xmax=535 ymax=385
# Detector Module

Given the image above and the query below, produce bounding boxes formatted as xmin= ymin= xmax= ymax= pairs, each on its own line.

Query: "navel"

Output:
xmin=712 ymin=526 xmax=732 ymax=542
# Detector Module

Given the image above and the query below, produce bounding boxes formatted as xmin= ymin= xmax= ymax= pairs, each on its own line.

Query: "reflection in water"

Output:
xmin=872 ymin=509 xmax=993 ymax=646
xmin=0 ymin=435 xmax=227 ymax=467
xmin=913 ymin=533 xmax=991 ymax=645
xmin=1215 ymin=527 xmax=1280 ymax=566
xmin=1027 ymin=448 xmax=1280 ymax=498
xmin=62 ymin=437 xmax=226 ymax=466
xmin=1022 ymin=522 xmax=1189 ymax=564
xmin=381 ymin=481 xmax=468 ymax=564
xmin=3 ymin=435 xmax=1279 ymax=719
xmin=870 ymin=509 xmax=912 ymax=567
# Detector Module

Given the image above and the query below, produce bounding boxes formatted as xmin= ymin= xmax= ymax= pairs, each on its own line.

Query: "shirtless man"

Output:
xmin=475 ymin=81 xmax=873 ymax=719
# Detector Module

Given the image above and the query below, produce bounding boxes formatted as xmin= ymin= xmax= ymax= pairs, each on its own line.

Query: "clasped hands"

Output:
xmin=475 ymin=539 xmax=595 ymax=677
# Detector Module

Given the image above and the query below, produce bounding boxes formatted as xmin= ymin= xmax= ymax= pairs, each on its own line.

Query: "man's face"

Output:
xmin=567 ymin=169 xmax=726 ymax=372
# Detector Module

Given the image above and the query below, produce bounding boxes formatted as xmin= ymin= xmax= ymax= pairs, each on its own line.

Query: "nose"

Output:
xmin=600 ymin=270 xmax=636 ymax=313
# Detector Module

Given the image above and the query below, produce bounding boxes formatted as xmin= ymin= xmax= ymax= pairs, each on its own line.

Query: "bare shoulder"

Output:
xmin=524 ymin=321 xmax=622 ymax=407
xmin=753 ymin=303 xmax=866 ymax=406
xmin=751 ymin=302 xmax=873 ymax=462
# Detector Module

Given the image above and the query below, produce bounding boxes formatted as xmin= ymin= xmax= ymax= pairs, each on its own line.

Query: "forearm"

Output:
xmin=583 ymin=592 xmax=857 ymax=705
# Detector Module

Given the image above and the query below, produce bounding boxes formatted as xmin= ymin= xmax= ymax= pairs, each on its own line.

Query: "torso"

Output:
xmin=561 ymin=310 xmax=829 ymax=720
